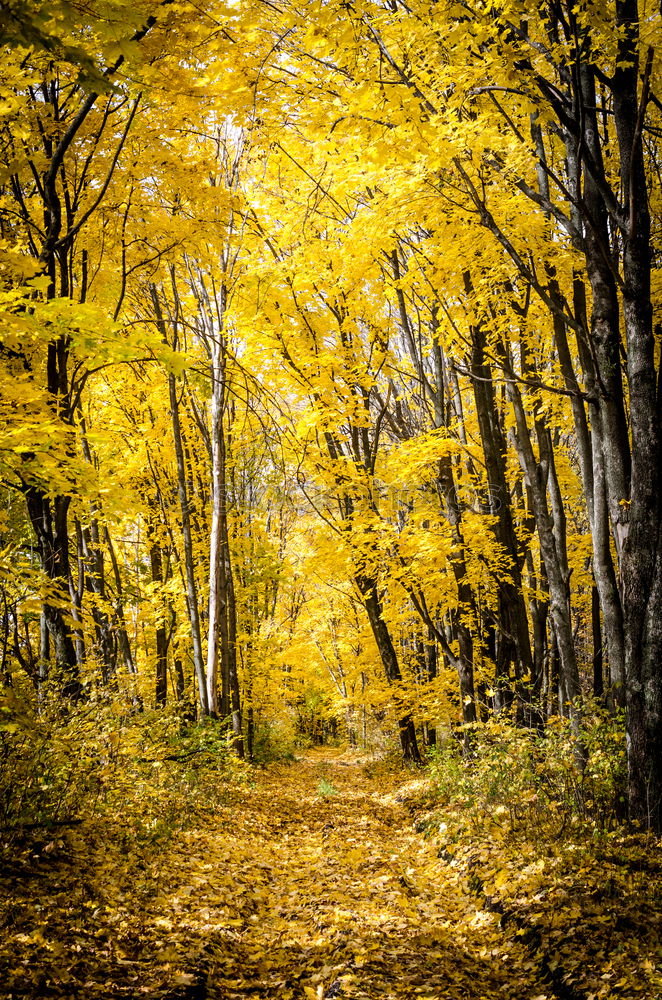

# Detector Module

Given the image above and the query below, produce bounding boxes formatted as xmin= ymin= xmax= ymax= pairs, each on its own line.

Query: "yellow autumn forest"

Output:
xmin=1 ymin=0 xmax=662 ymax=996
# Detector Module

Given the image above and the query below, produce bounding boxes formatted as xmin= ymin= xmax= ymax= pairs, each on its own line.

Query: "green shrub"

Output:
xmin=0 ymin=688 xmax=244 ymax=844
xmin=0 ymin=688 xmax=109 ymax=829
xmin=250 ymin=720 xmax=297 ymax=764
xmin=428 ymin=708 xmax=627 ymax=838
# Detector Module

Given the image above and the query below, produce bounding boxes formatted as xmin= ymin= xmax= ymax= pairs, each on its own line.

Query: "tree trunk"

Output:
xmin=104 ymin=527 xmax=137 ymax=675
xmin=204 ymin=289 xmax=244 ymax=753
xmin=23 ymin=486 xmax=81 ymax=700
xmin=206 ymin=328 xmax=227 ymax=718
xmin=527 ymin=553 xmax=549 ymax=721
xmin=174 ymin=654 xmax=186 ymax=703
xmin=71 ymin=521 xmax=87 ymax=670
xmin=592 ymin=584 xmax=604 ymax=700
xmin=80 ymin=428 xmax=115 ymax=684
xmin=147 ymin=512 xmax=168 ymax=709
xmin=546 ymin=275 xmax=625 ymax=704
xmin=37 ymin=610 xmax=50 ymax=702
xmin=611 ymin=6 xmax=662 ymax=828
xmin=151 ymin=283 xmax=209 ymax=718
xmin=507 ymin=378 xmax=583 ymax=737
xmin=225 ymin=554 xmax=244 ymax=757
xmin=470 ymin=322 xmax=534 ymax=719
xmin=355 ymin=571 xmax=421 ymax=762
xmin=432 ymin=337 xmax=478 ymax=726
xmin=169 ymin=369 xmax=209 ymax=718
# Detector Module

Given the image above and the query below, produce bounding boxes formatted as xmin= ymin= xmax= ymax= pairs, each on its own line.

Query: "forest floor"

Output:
xmin=2 ymin=748 xmax=661 ymax=999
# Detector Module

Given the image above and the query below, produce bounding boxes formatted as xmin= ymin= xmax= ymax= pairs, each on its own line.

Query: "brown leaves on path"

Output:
xmin=164 ymin=749 xmax=548 ymax=1000
xmin=0 ymin=749 xmax=557 ymax=999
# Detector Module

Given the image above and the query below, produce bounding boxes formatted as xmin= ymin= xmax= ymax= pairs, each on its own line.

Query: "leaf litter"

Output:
xmin=1 ymin=748 xmax=660 ymax=999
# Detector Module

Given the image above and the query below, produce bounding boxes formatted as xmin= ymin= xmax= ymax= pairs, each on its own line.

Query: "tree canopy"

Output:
xmin=2 ymin=0 xmax=662 ymax=831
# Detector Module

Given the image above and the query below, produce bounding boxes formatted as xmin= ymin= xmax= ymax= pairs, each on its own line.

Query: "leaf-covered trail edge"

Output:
xmin=3 ymin=749 xmax=661 ymax=1000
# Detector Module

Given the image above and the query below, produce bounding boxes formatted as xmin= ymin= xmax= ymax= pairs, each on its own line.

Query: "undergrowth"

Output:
xmin=317 ymin=777 xmax=338 ymax=796
xmin=0 ymin=684 xmax=246 ymax=850
xmin=250 ymin=720 xmax=298 ymax=764
xmin=427 ymin=707 xmax=627 ymax=839
xmin=423 ymin=710 xmax=662 ymax=999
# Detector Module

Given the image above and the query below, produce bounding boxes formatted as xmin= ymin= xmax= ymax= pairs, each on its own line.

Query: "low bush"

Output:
xmin=0 ymin=685 xmax=245 ymax=846
xmin=249 ymin=719 xmax=298 ymax=764
xmin=428 ymin=706 xmax=627 ymax=839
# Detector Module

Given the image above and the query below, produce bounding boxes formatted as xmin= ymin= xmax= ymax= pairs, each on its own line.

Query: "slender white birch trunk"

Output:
xmin=206 ymin=323 xmax=225 ymax=717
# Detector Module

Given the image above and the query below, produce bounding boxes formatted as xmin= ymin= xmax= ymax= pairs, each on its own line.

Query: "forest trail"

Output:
xmin=5 ymin=744 xmax=660 ymax=1000
xmin=163 ymin=749 xmax=546 ymax=1000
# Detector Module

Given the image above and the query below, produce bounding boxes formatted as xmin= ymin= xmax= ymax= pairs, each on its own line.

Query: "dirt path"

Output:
xmin=169 ymin=750 xmax=546 ymax=1000
xmin=4 ymin=747 xmax=660 ymax=999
